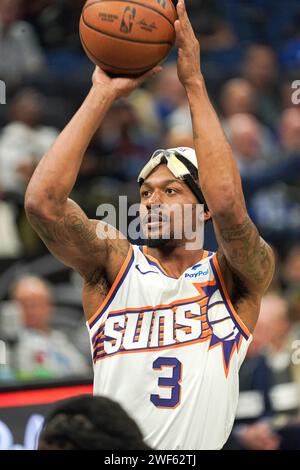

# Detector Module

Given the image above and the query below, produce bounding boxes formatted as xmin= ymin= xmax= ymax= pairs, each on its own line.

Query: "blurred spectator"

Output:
xmin=191 ymin=0 xmax=237 ymax=52
xmin=167 ymin=104 xmax=192 ymax=135
xmin=0 ymin=188 xmax=22 ymax=257
xmin=10 ymin=276 xmax=90 ymax=380
xmin=228 ymin=109 xmax=300 ymax=246
xmin=184 ymin=0 xmax=232 ymax=46
xmin=0 ymin=203 xmax=22 ymax=258
xmin=279 ymin=108 xmax=300 ymax=155
xmin=288 ymin=288 xmax=300 ymax=326
xmin=0 ymin=88 xmax=58 ymax=196
xmin=0 ymin=0 xmax=46 ymax=89
xmin=220 ymin=79 xmax=256 ymax=117
xmin=220 ymin=136 xmax=300 ymax=249
xmin=38 ymin=395 xmax=151 ymax=450
xmin=288 ymin=290 xmax=300 ymax=386
xmin=242 ymin=45 xmax=280 ymax=128
xmin=24 ymin=0 xmax=83 ymax=52
xmin=282 ymin=245 xmax=300 ymax=290
xmin=128 ymin=88 xmax=162 ymax=140
xmin=92 ymin=100 xmax=156 ymax=182
xmin=226 ymin=114 xmax=273 ymax=174
xmin=225 ymin=293 xmax=300 ymax=450
xmin=151 ymin=63 xmax=191 ymax=132
xmin=243 ymin=45 xmax=278 ymax=91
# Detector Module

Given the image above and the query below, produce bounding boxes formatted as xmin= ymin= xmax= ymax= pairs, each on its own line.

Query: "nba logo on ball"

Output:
xmin=80 ymin=0 xmax=176 ymax=76
xmin=120 ymin=6 xmax=136 ymax=33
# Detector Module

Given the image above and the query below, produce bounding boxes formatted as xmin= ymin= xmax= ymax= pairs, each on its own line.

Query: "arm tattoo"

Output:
xmin=27 ymin=201 xmax=130 ymax=281
xmin=220 ymin=216 xmax=274 ymax=285
xmin=30 ymin=211 xmax=98 ymax=247
xmin=52 ymin=213 xmax=98 ymax=246
xmin=29 ymin=209 xmax=129 ymax=261
xmin=30 ymin=216 xmax=56 ymax=243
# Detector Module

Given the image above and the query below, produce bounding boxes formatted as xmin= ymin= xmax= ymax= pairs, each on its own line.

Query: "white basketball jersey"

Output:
xmin=87 ymin=245 xmax=252 ymax=450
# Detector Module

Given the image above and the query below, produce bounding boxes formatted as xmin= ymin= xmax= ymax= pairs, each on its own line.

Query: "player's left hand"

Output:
xmin=175 ymin=0 xmax=202 ymax=87
xmin=92 ymin=65 xmax=162 ymax=100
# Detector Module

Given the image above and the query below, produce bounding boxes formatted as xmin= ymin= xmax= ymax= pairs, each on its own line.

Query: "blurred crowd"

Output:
xmin=0 ymin=0 xmax=300 ymax=449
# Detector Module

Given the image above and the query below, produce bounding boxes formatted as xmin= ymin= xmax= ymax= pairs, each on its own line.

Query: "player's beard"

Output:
xmin=144 ymin=225 xmax=176 ymax=248
xmin=145 ymin=237 xmax=172 ymax=248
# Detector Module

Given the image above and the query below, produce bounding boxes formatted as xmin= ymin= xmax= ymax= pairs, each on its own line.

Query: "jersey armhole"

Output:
xmin=210 ymin=254 xmax=251 ymax=340
xmin=87 ymin=244 xmax=134 ymax=330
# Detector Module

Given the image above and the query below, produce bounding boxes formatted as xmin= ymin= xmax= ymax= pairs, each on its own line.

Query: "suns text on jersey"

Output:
xmin=93 ymin=296 xmax=212 ymax=361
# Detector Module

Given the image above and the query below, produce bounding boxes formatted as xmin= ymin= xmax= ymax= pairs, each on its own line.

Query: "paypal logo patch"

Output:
xmin=185 ymin=265 xmax=209 ymax=278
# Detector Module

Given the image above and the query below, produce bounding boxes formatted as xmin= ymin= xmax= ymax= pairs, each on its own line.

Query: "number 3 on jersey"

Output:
xmin=150 ymin=357 xmax=182 ymax=408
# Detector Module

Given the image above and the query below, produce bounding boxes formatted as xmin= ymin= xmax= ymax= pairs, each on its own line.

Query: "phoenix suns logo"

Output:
xmin=120 ymin=6 xmax=136 ymax=33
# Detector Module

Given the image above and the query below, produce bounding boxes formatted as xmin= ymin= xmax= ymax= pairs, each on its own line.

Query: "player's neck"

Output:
xmin=146 ymin=244 xmax=205 ymax=278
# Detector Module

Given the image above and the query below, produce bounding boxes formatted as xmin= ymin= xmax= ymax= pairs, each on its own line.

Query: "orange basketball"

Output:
xmin=79 ymin=0 xmax=177 ymax=76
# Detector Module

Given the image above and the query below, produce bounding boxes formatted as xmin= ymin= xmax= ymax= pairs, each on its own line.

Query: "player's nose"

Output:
xmin=146 ymin=190 xmax=163 ymax=207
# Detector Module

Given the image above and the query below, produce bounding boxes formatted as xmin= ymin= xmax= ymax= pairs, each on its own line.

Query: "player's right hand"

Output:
xmin=92 ymin=66 xmax=162 ymax=100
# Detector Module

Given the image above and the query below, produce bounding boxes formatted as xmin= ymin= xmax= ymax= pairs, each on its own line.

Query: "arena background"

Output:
xmin=0 ymin=0 xmax=300 ymax=450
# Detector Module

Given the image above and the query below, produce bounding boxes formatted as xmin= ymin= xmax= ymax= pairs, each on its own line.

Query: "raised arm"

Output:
xmin=175 ymin=0 xmax=275 ymax=330
xmin=25 ymin=67 xmax=160 ymax=283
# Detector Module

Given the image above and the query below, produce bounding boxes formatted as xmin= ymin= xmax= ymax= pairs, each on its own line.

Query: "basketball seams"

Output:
xmin=81 ymin=14 xmax=173 ymax=46
xmin=80 ymin=30 xmax=168 ymax=72
xmin=83 ymin=0 xmax=176 ymax=28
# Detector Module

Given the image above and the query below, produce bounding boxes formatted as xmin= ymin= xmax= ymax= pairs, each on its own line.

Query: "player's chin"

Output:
xmin=143 ymin=222 xmax=166 ymax=237
xmin=145 ymin=237 xmax=171 ymax=248
xmin=143 ymin=225 xmax=174 ymax=248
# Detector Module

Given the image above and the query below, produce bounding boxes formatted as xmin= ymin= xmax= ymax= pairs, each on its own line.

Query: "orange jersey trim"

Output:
xmin=105 ymin=294 xmax=208 ymax=316
xmin=93 ymin=333 xmax=212 ymax=363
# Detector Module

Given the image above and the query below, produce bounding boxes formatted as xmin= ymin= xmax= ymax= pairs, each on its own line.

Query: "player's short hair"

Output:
xmin=38 ymin=395 xmax=151 ymax=450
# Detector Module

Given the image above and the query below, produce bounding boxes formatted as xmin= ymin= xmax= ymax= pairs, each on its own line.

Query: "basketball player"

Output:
xmin=25 ymin=0 xmax=274 ymax=450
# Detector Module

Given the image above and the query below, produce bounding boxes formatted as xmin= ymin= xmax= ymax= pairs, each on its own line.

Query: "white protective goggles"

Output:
xmin=138 ymin=147 xmax=207 ymax=209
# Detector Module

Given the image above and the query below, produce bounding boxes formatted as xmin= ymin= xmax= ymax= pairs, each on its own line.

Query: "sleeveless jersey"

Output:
xmin=87 ymin=245 xmax=252 ymax=450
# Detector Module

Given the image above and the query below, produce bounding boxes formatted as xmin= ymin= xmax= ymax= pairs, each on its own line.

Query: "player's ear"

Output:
xmin=204 ymin=210 xmax=211 ymax=223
